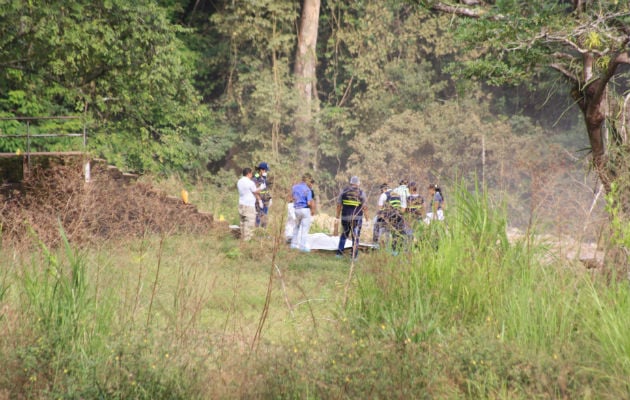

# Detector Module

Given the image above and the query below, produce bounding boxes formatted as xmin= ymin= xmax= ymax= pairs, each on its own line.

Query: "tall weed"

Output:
xmin=342 ymin=181 xmax=630 ymax=397
xmin=584 ymin=278 xmax=630 ymax=381
xmin=16 ymin=227 xmax=112 ymax=395
xmin=3 ymin=182 xmax=630 ymax=398
xmin=22 ymin=228 xmax=103 ymax=349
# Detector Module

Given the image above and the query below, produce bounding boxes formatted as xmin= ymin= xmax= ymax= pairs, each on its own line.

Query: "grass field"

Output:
xmin=1 ymin=182 xmax=630 ymax=399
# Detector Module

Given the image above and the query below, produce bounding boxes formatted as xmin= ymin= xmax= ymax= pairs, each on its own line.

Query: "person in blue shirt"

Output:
xmin=291 ymin=173 xmax=315 ymax=252
xmin=335 ymin=176 xmax=368 ymax=261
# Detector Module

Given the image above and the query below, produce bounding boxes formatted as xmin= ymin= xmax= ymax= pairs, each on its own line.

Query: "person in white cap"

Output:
xmin=335 ymin=176 xmax=368 ymax=261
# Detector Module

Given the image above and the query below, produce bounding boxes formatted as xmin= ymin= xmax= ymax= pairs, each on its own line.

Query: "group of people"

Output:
xmin=332 ymin=177 xmax=445 ymax=260
xmin=237 ymin=163 xmax=445 ymax=260
xmin=371 ymin=180 xmax=445 ymax=255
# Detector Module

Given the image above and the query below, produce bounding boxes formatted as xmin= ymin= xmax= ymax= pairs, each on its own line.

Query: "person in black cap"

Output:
xmin=254 ymin=162 xmax=272 ymax=227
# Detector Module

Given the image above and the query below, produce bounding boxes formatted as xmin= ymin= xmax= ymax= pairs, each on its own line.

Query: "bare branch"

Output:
xmin=545 ymin=34 xmax=607 ymax=57
xmin=431 ymin=2 xmax=483 ymax=18
xmin=552 ymin=52 xmax=578 ymax=61
xmin=588 ymin=51 xmax=630 ymax=106
xmin=550 ymin=62 xmax=579 ymax=82
xmin=505 ymin=30 xmax=550 ymax=52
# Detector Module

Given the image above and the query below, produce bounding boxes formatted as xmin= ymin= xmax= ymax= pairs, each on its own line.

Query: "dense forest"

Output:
xmin=1 ymin=0 xmax=629 ymax=231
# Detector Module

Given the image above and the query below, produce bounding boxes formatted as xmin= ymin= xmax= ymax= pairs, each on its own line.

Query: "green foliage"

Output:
xmin=444 ymin=0 xmax=630 ymax=88
xmin=348 ymin=180 xmax=584 ymax=355
xmin=210 ymin=0 xmax=300 ymax=166
xmin=17 ymin=226 xmax=113 ymax=396
xmin=322 ymin=4 xmax=449 ymax=127
xmin=455 ymin=179 xmax=509 ymax=251
xmin=1 ymin=206 xmax=630 ymax=397
xmin=606 ymin=181 xmax=630 ymax=250
xmin=585 ymin=279 xmax=630 ymax=376
xmin=23 ymin=226 xmax=102 ymax=351
xmin=343 ymin=95 xmax=546 ymax=204
xmin=0 ymin=0 xmax=229 ymax=176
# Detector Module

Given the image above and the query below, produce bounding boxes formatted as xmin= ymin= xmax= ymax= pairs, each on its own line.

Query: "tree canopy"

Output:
xmin=0 ymin=0 xmax=233 ymax=175
xmin=0 ymin=0 xmax=612 ymax=231
xmin=423 ymin=0 xmax=630 ymax=197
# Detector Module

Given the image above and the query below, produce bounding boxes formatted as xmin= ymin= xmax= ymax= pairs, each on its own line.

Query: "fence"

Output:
xmin=0 ymin=116 xmax=89 ymax=181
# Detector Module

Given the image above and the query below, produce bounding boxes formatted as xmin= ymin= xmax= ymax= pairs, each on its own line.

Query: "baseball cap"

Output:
xmin=350 ymin=176 xmax=360 ymax=185
xmin=257 ymin=162 xmax=269 ymax=171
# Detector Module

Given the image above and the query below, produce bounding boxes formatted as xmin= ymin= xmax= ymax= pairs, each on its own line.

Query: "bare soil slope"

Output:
xmin=0 ymin=159 xmax=215 ymax=248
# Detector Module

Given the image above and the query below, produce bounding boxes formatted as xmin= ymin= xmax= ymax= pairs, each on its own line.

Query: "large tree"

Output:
xmin=294 ymin=0 xmax=321 ymax=171
xmin=422 ymin=0 xmax=630 ymax=200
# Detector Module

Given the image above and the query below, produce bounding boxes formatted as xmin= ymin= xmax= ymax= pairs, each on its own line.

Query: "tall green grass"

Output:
xmin=1 ymin=228 xmax=217 ymax=398
xmin=337 ymin=181 xmax=630 ymax=398
xmin=2 ymin=181 xmax=630 ymax=398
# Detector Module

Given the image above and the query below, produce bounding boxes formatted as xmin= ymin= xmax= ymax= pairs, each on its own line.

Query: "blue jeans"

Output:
xmin=337 ymin=218 xmax=362 ymax=259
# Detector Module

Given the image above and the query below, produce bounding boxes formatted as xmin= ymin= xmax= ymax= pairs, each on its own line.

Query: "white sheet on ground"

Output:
xmin=230 ymin=223 xmax=374 ymax=251
xmin=286 ymin=215 xmax=375 ymax=250
xmin=306 ymin=232 xmax=349 ymax=250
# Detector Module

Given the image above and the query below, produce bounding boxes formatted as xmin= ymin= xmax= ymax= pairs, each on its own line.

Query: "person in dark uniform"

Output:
xmin=381 ymin=186 xmax=410 ymax=254
xmin=406 ymin=181 xmax=425 ymax=226
xmin=335 ymin=176 xmax=368 ymax=261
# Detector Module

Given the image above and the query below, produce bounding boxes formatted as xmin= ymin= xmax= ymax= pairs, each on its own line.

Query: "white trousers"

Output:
xmin=291 ymin=207 xmax=312 ymax=250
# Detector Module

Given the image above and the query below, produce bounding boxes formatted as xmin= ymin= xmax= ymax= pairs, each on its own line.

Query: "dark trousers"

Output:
xmin=373 ymin=216 xmax=385 ymax=243
xmin=337 ymin=218 xmax=362 ymax=259
xmin=255 ymin=204 xmax=269 ymax=227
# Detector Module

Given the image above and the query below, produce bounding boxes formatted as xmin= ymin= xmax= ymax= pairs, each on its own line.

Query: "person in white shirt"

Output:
xmin=237 ymin=167 xmax=263 ymax=241
xmin=373 ymin=183 xmax=390 ymax=245
xmin=395 ymin=179 xmax=410 ymax=212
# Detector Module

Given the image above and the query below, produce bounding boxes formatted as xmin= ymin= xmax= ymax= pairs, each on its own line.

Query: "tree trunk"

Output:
xmin=575 ymin=78 xmax=611 ymax=191
xmin=294 ymin=0 xmax=320 ymax=171
xmin=575 ymin=70 xmax=630 ymax=271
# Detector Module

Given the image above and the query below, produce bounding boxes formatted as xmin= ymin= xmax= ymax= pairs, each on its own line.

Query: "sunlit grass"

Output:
xmin=2 ymin=181 xmax=630 ymax=398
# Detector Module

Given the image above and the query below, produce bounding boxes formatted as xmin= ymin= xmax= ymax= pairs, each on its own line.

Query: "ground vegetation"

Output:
xmin=0 ymin=178 xmax=627 ymax=398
